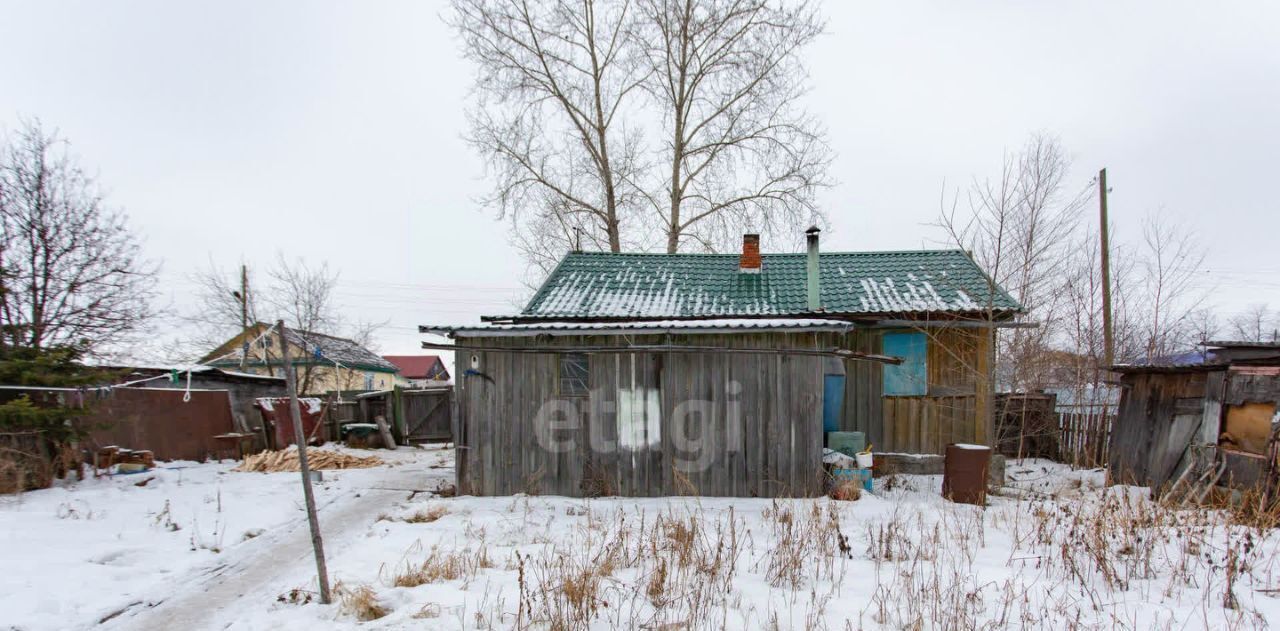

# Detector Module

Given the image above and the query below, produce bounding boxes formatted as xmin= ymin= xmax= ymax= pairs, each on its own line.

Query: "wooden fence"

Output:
xmin=1057 ymin=404 xmax=1113 ymax=468
xmin=993 ymin=393 xmax=1059 ymax=460
xmin=324 ymin=388 xmax=453 ymax=445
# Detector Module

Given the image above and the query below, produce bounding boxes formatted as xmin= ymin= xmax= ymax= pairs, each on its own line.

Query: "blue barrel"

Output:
xmin=822 ymin=373 xmax=845 ymax=434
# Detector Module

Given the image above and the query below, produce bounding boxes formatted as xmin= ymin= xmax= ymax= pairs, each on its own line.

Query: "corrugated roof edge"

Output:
xmin=521 ymin=249 xmax=576 ymax=315
xmin=477 ymin=308 xmax=1022 ymax=325
xmin=955 ymin=249 xmax=1023 ymax=314
xmin=421 ymin=318 xmax=857 ymax=338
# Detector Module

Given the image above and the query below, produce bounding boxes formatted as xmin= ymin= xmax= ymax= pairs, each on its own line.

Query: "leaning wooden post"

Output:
xmin=278 ymin=320 xmax=332 ymax=604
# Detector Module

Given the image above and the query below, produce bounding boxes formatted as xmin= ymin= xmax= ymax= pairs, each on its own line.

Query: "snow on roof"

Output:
xmin=517 ymin=250 xmax=1020 ymax=320
xmin=422 ymin=318 xmax=857 ymax=338
xmin=207 ymin=324 xmax=398 ymax=373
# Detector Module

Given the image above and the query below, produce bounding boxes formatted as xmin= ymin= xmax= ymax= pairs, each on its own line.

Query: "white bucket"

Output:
xmin=855 ymin=452 xmax=873 ymax=468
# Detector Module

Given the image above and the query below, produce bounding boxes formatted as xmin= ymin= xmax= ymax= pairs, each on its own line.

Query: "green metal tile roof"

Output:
xmin=520 ymin=250 xmax=1021 ymax=319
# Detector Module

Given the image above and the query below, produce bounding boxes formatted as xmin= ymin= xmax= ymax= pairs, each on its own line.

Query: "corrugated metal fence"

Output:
xmin=82 ymin=388 xmax=237 ymax=461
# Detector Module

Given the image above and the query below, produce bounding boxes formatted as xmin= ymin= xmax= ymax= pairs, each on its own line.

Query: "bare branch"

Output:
xmin=0 ymin=118 xmax=156 ymax=356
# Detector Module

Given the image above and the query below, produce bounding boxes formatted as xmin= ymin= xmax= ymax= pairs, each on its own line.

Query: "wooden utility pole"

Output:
xmin=1098 ymin=168 xmax=1115 ymax=367
xmin=239 ymin=265 xmax=249 ymax=369
xmin=278 ymin=320 xmax=331 ymax=604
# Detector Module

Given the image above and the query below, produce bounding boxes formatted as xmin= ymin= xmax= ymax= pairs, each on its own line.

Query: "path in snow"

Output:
xmin=108 ymin=467 xmax=443 ymax=631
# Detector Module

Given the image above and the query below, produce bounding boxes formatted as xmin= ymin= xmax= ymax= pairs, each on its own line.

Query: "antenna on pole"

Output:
xmin=573 ymin=227 xmax=583 ymax=252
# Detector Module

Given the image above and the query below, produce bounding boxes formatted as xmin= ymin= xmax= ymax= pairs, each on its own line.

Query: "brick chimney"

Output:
xmin=739 ymin=234 xmax=761 ymax=273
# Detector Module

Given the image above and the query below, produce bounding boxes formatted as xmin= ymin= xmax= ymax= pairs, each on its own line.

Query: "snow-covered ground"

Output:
xmin=0 ymin=444 xmax=452 ymax=630
xmin=3 ymin=452 xmax=1278 ymax=630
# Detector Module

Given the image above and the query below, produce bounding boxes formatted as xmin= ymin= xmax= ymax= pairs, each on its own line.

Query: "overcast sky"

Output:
xmin=2 ymin=1 xmax=1277 ymax=362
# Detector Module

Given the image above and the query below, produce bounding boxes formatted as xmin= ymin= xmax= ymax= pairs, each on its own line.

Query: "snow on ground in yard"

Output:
xmin=0 ymin=444 xmax=451 ymax=631
xmin=4 ymin=449 xmax=1279 ymax=630
xmin=1004 ymin=457 xmax=1108 ymax=497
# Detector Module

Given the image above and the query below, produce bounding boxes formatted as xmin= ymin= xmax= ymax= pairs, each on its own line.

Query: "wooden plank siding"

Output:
xmin=835 ymin=327 xmax=992 ymax=454
xmin=453 ymin=332 xmax=826 ymax=498
xmin=1107 ymin=370 xmax=1215 ymax=489
xmin=453 ymin=325 xmax=993 ymax=497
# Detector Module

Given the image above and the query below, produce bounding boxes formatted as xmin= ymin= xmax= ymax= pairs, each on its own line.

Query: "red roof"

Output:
xmin=382 ymin=355 xmax=448 ymax=379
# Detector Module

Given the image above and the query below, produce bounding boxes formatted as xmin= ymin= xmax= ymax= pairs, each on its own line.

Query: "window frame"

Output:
xmin=882 ymin=331 xmax=928 ymax=396
xmin=558 ymin=353 xmax=590 ymax=397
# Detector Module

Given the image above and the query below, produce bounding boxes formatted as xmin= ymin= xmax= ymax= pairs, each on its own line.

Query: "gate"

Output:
xmin=402 ymin=388 xmax=453 ymax=443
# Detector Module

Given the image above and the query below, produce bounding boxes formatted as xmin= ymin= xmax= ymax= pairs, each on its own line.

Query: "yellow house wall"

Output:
xmin=234 ymin=340 xmax=397 ymax=394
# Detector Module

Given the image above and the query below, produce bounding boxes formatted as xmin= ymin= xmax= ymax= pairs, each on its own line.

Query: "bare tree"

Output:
xmin=1228 ymin=304 xmax=1278 ymax=342
xmin=0 ymin=119 xmax=155 ymax=355
xmin=936 ymin=134 xmax=1088 ymax=391
xmin=451 ymin=0 xmax=648 ymax=272
xmin=1184 ymin=308 xmax=1220 ymax=348
xmin=636 ymin=0 xmax=831 ymax=252
xmin=268 ymin=256 xmax=339 ymax=346
xmin=185 ymin=256 xmax=384 ymax=392
xmin=450 ymin=0 xmax=833 ymax=269
xmin=1061 ymin=224 xmax=1142 ymax=368
xmin=1136 ymin=213 xmax=1207 ymax=358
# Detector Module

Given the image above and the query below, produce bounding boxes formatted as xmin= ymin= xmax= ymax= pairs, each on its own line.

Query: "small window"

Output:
xmin=883 ymin=332 xmax=927 ymax=396
xmin=364 ymin=373 xmax=374 ymax=390
xmin=559 ymin=353 xmax=589 ymax=397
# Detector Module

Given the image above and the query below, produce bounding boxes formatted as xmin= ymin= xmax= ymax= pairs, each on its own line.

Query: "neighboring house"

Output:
xmin=422 ymin=229 xmax=1023 ymax=498
xmin=383 ymin=355 xmax=451 ymax=387
xmin=203 ymin=323 xmax=399 ymax=395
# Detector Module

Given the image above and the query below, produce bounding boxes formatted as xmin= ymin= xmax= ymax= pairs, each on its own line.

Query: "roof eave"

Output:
xmin=472 ymin=308 xmax=1023 ymax=326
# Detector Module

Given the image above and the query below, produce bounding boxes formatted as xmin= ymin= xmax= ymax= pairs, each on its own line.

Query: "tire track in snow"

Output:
xmin=106 ymin=468 xmax=440 ymax=631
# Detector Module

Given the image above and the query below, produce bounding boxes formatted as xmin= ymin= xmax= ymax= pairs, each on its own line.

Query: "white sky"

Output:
xmin=2 ymin=1 xmax=1277 ymax=361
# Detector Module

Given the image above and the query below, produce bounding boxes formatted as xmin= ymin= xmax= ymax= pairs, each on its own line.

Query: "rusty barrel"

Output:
xmin=943 ymin=443 xmax=991 ymax=505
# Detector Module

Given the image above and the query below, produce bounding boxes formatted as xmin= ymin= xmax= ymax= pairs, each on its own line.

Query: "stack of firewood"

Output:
xmin=234 ymin=448 xmax=384 ymax=473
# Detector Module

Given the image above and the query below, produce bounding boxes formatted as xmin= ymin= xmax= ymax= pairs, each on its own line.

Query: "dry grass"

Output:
xmin=411 ymin=603 xmax=442 ymax=619
xmin=337 ymin=584 xmax=388 ymax=621
xmin=828 ymin=479 xmax=863 ymax=502
xmin=1224 ymin=488 xmax=1280 ymax=531
xmin=358 ymin=475 xmax=1280 ymax=629
xmin=392 ymin=546 xmax=473 ymax=587
xmin=403 ymin=505 xmax=449 ymax=524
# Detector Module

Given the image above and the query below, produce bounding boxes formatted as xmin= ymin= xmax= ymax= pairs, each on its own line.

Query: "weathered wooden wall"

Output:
xmin=454 ymin=325 xmax=995 ymax=497
xmin=455 ymin=332 xmax=827 ymax=498
xmin=1107 ymin=370 xmax=1216 ymax=489
xmin=837 ymin=327 xmax=992 ymax=454
xmin=834 ymin=329 xmax=883 ymax=442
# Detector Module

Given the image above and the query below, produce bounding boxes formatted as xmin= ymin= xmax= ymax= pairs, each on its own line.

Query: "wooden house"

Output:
xmin=422 ymin=230 xmax=1022 ymax=497
xmin=1108 ymin=342 xmax=1280 ymax=493
xmin=203 ymin=323 xmax=399 ymax=395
